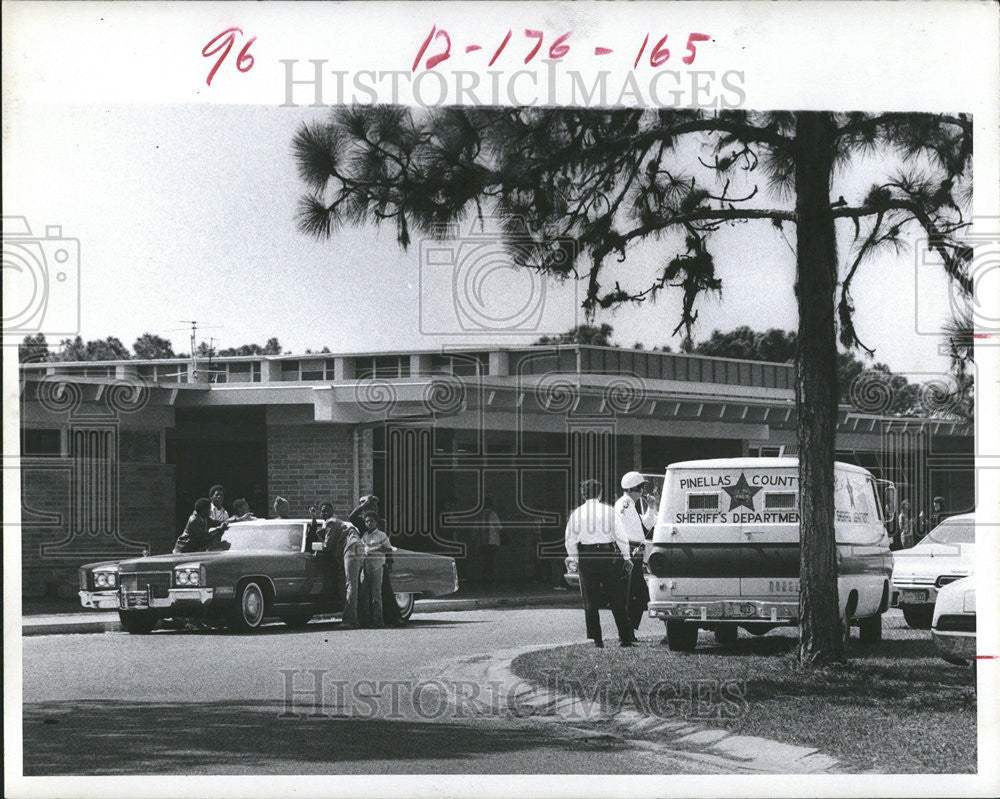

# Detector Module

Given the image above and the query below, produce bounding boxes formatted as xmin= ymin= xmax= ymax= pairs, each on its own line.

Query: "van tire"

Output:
xmin=858 ymin=613 xmax=882 ymax=645
xmin=714 ymin=624 xmax=738 ymax=647
xmin=665 ymin=620 xmax=698 ymax=652
xmin=902 ymin=605 xmax=933 ymax=629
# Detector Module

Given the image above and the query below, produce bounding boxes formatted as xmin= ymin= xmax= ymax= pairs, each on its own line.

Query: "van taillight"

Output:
xmin=648 ymin=551 xmax=669 ymax=577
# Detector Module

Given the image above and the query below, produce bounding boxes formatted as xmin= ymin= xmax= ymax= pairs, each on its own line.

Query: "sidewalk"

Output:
xmin=20 ymin=581 xmax=579 ymax=636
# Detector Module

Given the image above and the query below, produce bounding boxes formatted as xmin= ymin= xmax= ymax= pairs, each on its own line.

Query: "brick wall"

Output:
xmin=20 ymin=458 xmax=175 ymax=598
xmin=267 ymin=424 xmax=372 ymax=517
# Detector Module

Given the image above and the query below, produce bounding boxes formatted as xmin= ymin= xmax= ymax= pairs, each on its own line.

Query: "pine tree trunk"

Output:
xmin=793 ymin=112 xmax=844 ymax=666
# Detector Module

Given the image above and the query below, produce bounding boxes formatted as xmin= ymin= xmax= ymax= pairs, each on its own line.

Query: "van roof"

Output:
xmin=665 ymin=457 xmax=873 ymax=475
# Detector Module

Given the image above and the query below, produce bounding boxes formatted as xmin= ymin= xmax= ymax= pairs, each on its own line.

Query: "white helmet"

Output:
xmin=621 ymin=471 xmax=645 ymax=490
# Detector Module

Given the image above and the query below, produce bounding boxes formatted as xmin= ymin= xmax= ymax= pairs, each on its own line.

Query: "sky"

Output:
xmin=5 ymin=101 xmax=965 ymax=382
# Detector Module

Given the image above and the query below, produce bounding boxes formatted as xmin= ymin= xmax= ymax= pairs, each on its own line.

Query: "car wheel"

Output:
xmin=230 ymin=580 xmax=268 ymax=632
xmin=714 ymin=623 xmax=738 ymax=647
xmin=395 ymin=593 xmax=415 ymax=621
xmin=118 ymin=610 xmax=157 ymax=635
xmin=279 ymin=611 xmax=313 ymax=629
xmin=742 ymin=625 xmax=775 ymax=637
xmin=902 ymin=605 xmax=933 ymax=629
xmin=665 ymin=620 xmax=698 ymax=652
xmin=858 ymin=613 xmax=883 ymax=645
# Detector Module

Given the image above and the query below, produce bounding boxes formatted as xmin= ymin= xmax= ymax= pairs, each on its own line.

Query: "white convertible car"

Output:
xmin=931 ymin=576 xmax=976 ymax=667
xmin=891 ymin=513 xmax=976 ymax=628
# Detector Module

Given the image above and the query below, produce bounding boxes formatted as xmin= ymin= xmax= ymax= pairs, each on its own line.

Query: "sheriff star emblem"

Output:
xmin=723 ymin=472 xmax=762 ymax=511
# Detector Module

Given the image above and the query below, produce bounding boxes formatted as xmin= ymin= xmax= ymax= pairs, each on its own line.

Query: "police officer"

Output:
xmin=615 ymin=471 xmax=658 ymax=630
xmin=565 ymin=479 xmax=635 ymax=648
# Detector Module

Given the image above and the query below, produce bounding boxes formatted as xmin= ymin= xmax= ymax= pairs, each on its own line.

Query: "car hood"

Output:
xmin=80 ymin=559 xmax=123 ymax=572
xmin=116 ymin=551 xmax=266 ymax=570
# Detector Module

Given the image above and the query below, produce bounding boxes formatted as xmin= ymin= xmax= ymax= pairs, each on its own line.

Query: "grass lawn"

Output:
xmin=510 ymin=612 xmax=976 ymax=773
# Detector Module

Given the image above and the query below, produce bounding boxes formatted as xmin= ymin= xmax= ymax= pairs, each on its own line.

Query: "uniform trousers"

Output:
xmin=577 ymin=544 xmax=633 ymax=645
xmin=626 ymin=546 xmax=649 ymax=630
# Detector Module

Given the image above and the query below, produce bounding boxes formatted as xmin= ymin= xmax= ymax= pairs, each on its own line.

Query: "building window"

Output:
xmin=430 ymin=352 xmax=488 ymax=376
xmin=688 ymin=493 xmax=719 ymax=510
xmin=356 ymin=356 xmax=410 ymax=380
xmin=21 ymin=428 xmax=62 ymax=457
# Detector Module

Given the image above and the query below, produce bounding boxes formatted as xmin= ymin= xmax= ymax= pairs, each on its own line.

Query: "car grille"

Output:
xmin=121 ymin=572 xmax=171 ymax=598
xmin=936 ymin=614 xmax=976 ymax=633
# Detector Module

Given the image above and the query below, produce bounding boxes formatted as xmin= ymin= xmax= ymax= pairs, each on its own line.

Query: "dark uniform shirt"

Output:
xmin=174 ymin=512 xmax=214 ymax=553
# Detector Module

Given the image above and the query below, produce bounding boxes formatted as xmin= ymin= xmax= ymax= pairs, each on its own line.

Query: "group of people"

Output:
xmin=564 ymin=471 xmax=658 ymax=648
xmin=885 ymin=494 xmax=948 ymax=550
xmin=173 ymin=485 xmax=403 ymax=629
xmin=306 ymin=496 xmax=402 ymax=628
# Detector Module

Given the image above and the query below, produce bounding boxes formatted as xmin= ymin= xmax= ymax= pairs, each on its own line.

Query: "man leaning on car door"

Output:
xmin=173 ymin=497 xmax=228 ymax=553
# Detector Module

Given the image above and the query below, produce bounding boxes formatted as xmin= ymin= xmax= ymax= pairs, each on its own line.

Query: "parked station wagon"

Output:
xmin=79 ymin=519 xmax=459 ymax=633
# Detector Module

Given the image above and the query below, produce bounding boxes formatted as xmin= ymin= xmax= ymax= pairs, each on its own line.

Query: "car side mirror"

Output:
xmin=311 ymin=541 xmax=324 ymax=553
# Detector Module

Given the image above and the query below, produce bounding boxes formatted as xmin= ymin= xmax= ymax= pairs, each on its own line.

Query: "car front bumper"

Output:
xmin=932 ymin=629 xmax=976 ymax=664
xmin=118 ymin=587 xmax=215 ymax=610
xmin=79 ymin=590 xmax=121 ymax=610
xmin=648 ymin=599 xmax=798 ymax=623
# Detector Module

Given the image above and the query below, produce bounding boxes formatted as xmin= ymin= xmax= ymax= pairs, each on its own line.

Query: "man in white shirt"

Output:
xmin=209 ymin=484 xmax=231 ymax=525
xmin=565 ymin=479 xmax=635 ymax=648
xmin=615 ymin=471 xmax=658 ymax=631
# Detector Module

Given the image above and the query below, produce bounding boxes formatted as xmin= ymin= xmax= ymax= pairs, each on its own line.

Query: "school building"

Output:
xmin=18 ymin=345 xmax=974 ymax=597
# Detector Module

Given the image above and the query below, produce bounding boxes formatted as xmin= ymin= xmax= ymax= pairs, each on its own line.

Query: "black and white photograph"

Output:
xmin=3 ymin=1 xmax=999 ymax=797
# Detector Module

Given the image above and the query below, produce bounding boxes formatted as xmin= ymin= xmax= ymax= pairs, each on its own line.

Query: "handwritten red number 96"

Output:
xmin=203 ymin=27 xmax=256 ymax=87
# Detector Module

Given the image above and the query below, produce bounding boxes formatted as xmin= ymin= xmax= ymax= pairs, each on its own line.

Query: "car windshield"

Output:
xmin=924 ymin=518 xmax=975 ymax=545
xmin=208 ymin=522 xmax=305 ymax=552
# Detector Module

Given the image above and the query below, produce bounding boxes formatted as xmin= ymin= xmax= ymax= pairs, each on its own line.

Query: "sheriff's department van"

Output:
xmin=645 ymin=457 xmax=894 ymax=651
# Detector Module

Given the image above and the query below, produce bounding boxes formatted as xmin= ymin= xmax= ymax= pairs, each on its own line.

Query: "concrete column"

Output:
xmin=488 ymin=350 xmax=509 ymax=377
xmin=262 ymin=358 xmax=282 ymax=383
xmin=334 ymin=357 xmax=355 ymax=381
xmin=410 ymin=354 xmax=432 ymax=377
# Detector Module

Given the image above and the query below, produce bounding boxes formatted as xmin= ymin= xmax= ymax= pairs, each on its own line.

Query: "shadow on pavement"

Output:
xmin=23 ymin=699 xmax=566 ymax=775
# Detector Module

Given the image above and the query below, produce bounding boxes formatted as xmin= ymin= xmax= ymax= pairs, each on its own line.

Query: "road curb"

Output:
xmin=21 ymin=594 xmax=579 ymax=636
xmin=431 ymin=646 xmax=847 ymax=775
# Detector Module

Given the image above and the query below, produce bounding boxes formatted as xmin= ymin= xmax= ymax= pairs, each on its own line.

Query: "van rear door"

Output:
xmin=656 ymin=467 xmax=743 ymax=599
xmin=737 ymin=467 xmax=800 ymax=598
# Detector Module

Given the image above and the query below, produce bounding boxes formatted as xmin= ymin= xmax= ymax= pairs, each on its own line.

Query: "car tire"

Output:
xmin=858 ymin=613 xmax=883 ymax=645
xmin=279 ymin=611 xmax=313 ymax=629
xmin=394 ymin=593 xmax=415 ymax=622
xmin=118 ymin=610 xmax=157 ymax=635
xmin=714 ymin=623 xmax=738 ymax=647
xmin=230 ymin=580 xmax=268 ymax=632
xmin=902 ymin=605 xmax=933 ymax=629
xmin=665 ymin=620 xmax=698 ymax=652
xmin=742 ymin=625 xmax=775 ymax=637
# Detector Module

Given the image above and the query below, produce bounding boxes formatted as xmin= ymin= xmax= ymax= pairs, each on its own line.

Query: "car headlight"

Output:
xmin=94 ymin=571 xmax=117 ymax=588
xmin=174 ymin=567 xmax=201 ymax=587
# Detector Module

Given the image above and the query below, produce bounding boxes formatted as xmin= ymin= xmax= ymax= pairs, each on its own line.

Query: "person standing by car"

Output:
xmin=173 ymin=498 xmax=228 ymax=553
xmin=349 ymin=494 xmax=405 ymax=626
xmin=898 ymin=499 xmax=915 ymax=549
xmin=272 ymin=496 xmax=291 ymax=519
xmin=479 ymin=496 xmax=503 ymax=581
xmin=615 ymin=471 xmax=658 ymax=631
xmin=360 ymin=509 xmax=393 ymax=627
xmin=323 ymin=516 xmax=364 ymax=628
xmin=208 ymin=485 xmax=230 ymax=525
xmin=232 ymin=498 xmax=258 ymax=522
xmin=565 ymin=479 xmax=635 ymax=648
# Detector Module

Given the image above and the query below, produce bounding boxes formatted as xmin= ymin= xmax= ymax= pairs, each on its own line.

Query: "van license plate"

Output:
xmin=901 ymin=589 xmax=928 ymax=603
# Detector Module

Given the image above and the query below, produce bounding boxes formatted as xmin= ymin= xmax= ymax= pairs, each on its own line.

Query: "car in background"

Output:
xmin=931 ymin=575 xmax=976 ymax=667
xmin=891 ymin=513 xmax=975 ymax=629
xmin=79 ymin=519 xmax=458 ymax=633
